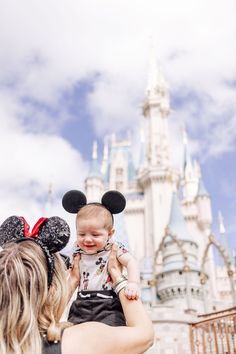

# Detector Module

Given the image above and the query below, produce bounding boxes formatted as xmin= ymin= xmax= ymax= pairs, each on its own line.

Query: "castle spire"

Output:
xmin=85 ymin=140 xmax=104 ymax=202
xmin=156 ymin=191 xmax=202 ymax=312
xmin=146 ymin=43 xmax=168 ymax=98
xmin=196 ymin=168 xmax=212 ymax=231
xmin=88 ymin=141 xmax=101 ymax=178
xmin=168 ymin=191 xmax=194 ymax=243
xmin=101 ymin=138 xmax=109 ymax=176
xmin=138 ymin=127 xmax=146 ymax=169
xmin=218 ymin=211 xmax=226 ymax=235
xmin=197 ymin=176 xmax=209 ymax=197
xmin=218 ymin=211 xmax=233 ymax=265
xmin=182 ymin=128 xmax=198 ymax=199
xmin=92 ymin=140 xmax=97 ymax=160
xmin=142 ymin=48 xmax=170 ymax=168
xmin=182 ymin=128 xmax=192 ymax=172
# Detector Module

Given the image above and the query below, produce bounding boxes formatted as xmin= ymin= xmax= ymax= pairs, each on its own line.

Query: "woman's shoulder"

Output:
xmin=61 ymin=322 xmax=122 ymax=354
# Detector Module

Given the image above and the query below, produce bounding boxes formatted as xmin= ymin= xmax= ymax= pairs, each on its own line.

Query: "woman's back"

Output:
xmin=0 ymin=216 xmax=154 ymax=354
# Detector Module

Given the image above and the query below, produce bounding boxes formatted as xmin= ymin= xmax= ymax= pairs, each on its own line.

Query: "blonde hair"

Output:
xmin=0 ymin=241 xmax=69 ymax=354
xmin=76 ymin=204 xmax=113 ymax=230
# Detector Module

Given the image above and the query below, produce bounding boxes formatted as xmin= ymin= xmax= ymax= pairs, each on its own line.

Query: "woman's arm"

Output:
xmin=63 ymin=292 xmax=154 ymax=354
xmin=108 ymin=244 xmax=154 ymax=352
xmin=62 ymin=245 xmax=154 ymax=354
xmin=67 ymin=253 xmax=80 ymax=301
xmin=60 ymin=253 xmax=81 ymax=322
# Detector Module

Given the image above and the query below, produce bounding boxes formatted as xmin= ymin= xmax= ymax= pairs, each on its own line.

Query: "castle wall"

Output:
xmin=139 ymin=169 xmax=173 ymax=255
xmin=125 ymin=197 xmax=145 ymax=261
xmin=145 ymin=307 xmax=196 ymax=354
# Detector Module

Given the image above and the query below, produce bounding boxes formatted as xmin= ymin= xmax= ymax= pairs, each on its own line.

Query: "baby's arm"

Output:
xmin=118 ymin=252 xmax=140 ymax=300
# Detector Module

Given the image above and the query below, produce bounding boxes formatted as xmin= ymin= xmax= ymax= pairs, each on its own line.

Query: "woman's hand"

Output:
xmin=108 ymin=243 xmax=123 ymax=285
xmin=67 ymin=253 xmax=81 ymax=296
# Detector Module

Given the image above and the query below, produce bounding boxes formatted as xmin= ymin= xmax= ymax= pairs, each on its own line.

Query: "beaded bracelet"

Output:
xmin=112 ymin=275 xmax=128 ymax=289
xmin=114 ymin=280 xmax=128 ymax=295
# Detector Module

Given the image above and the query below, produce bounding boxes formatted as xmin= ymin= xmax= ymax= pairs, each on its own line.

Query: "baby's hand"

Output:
xmin=124 ymin=282 xmax=140 ymax=300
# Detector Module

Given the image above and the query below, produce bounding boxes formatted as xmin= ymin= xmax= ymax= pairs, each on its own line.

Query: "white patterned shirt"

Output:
xmin=76 ymin=241 xmax=128 ymax=291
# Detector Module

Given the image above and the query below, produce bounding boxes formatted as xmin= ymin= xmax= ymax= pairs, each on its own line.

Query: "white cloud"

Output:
xmin=0 ymin=0 xmax=235 ymax=243
xmin=1 ymin=1 xmax=235 ymax=136
xmin=0 ymin=89 xmax=88 ymax=225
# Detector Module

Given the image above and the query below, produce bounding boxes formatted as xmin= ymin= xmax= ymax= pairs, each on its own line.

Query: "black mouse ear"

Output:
xmin=101 ymin=191 xmax=126 ymax=214
xmin=0 ymin=216 xmax=25 ymax=247
xmin=62 ymin=190 xmax=87 ymax=214
xmin=38 ymin=216 xmax=70 ymax=253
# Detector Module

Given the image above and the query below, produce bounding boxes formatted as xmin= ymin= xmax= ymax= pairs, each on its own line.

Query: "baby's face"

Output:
xmin=76 ymin=217 xmax=113 ymax=254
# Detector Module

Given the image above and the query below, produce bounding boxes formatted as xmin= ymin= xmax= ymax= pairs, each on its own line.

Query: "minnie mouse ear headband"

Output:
xmin=62 ymin=190 xmax=126 ymax=223
xmin=0 ymin=216 xmax=70 ymax=288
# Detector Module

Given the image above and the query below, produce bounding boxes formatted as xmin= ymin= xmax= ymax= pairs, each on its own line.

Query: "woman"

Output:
xmin=0 ymin=215 xmax=154 ymax=354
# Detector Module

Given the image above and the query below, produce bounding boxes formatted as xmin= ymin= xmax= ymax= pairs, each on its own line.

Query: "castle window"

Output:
xmin=116 ymin=181 xmax=123 ymax=191
xmin=116 ymin=168 xmax=123 ymax=178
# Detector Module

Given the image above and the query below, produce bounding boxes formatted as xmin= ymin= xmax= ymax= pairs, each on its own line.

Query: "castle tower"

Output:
xmin=143 ymin=48 xmax=170 ymax=168
xmin=85 ymin=141 xmax=104 ymax=202
xmin=104 ymin=135 xmax=136 ymax=193
xmin=101 ymin=135 xmax=145 ymax=259
xmin=138 ymin=128 xmax=146 ymax=171
xmin=182 ymin=130 xmax=199 ymax=200
xmin=78 ymin=53 xmax=234 ymax=353
xmin=194 ymin=173 xmax=218 ymax=308
xmin=156 ymin=191 xmax=204 ymax=312
xmin=138 ymin=52 xmax=176 ymax=256
xmin=216 ymin=212 xmax=236 ymax=307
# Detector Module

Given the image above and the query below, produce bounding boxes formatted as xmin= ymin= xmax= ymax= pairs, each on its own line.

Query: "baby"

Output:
xmin=62 ymin=190 xmax=140 ymax=326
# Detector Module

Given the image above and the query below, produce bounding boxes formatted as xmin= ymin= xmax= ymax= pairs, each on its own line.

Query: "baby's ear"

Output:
xmin=108 ymin=228 xmax=115 ymax=238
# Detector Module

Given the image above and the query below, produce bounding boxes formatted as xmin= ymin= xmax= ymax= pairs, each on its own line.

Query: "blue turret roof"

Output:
xmin=218 ymin=212 xmax=233 ymax=265
xmin=197 ymin=177 xmax=209 ymax=197
xmin=162 ymin=192 xmax=199 ymax=271
xmin=127 ymin=148 xmax=136 ymax=181
xmin=138 ymin=141 xmax=145 ymax=168
xmin=166 ymin=192 xmax=194 ymax=242
xmin=88 ymin=158 xmax=102 ymax=178
xmin=220 ymin=233 xmax=233 ymax=265
xmin=88 ymin=141 xmax=102 ymax=179
xmin=183 ymin=143 xmax=192 ymax=174
xmin=113 ymin=212 xmax=129 ymax=249
xmin=182 ymin=129 xmax=193 ymax=176
xmin=104 ymin=142 xmax=136 ymax=183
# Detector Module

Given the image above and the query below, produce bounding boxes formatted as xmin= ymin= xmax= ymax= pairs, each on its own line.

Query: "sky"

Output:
xmin=0 ymin=0 xmax=235 ymax=253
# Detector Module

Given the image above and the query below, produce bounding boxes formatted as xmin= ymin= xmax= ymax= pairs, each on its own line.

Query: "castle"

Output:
xmin=77 ymin=56 xmax=235 ymax=353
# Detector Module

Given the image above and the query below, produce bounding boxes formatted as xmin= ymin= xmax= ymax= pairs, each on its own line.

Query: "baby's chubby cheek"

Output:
xmin=76 ymin=237 xmax=82 ymax=247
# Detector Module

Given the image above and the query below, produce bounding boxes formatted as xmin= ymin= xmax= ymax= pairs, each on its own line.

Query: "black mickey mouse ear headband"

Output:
xmin=62 ymin=190 xmax=87 ymax=214
xmin=62 ymin=190 xmax=126 ymax=222
xmin=0 ymin=215 xmax=70 ymax=288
